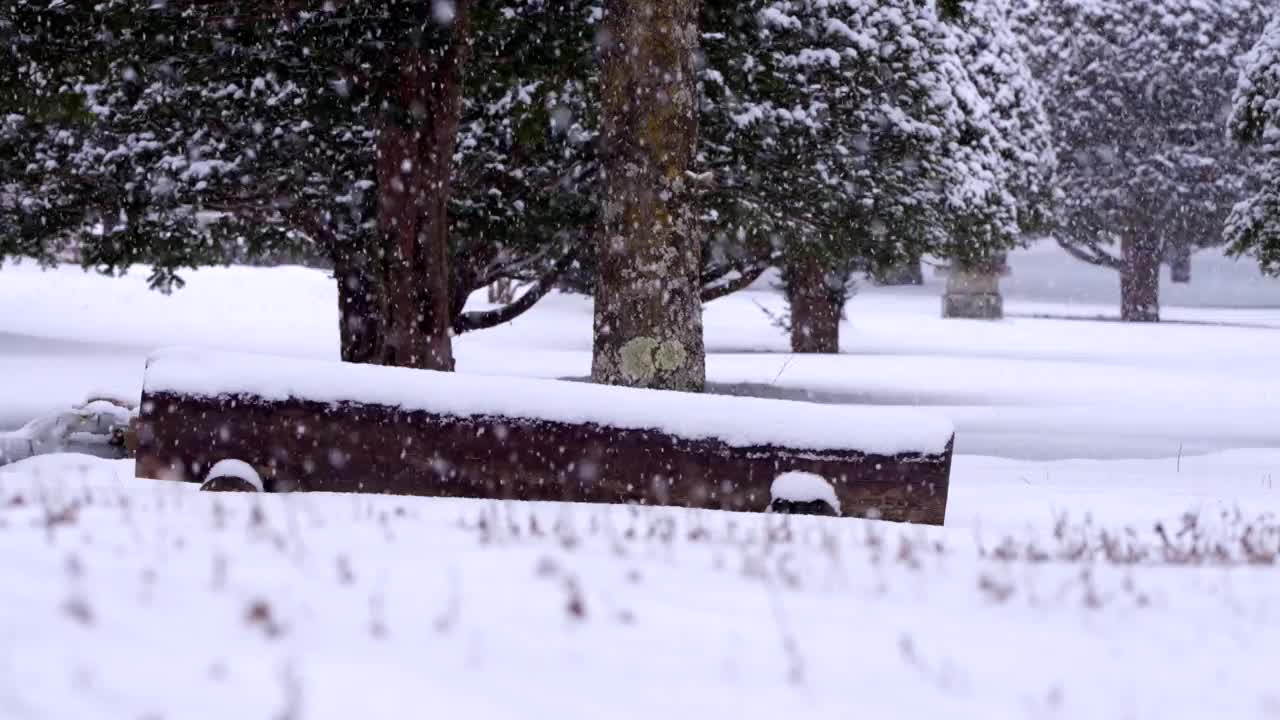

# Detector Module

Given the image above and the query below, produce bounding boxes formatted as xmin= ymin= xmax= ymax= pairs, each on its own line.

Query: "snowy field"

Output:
xmin=1 ymin=453 xmax=1278 ymax=719
xmin=2 ymin=242 xmax=1280 ymax=718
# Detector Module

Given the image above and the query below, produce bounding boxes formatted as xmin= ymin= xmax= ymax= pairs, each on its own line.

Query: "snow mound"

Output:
xmin=1 ymin=399 xmax=135 ymax=466
xmin=770 ymin=471 xmax=841 ymax=515
xmin=142 ymin=347 xmax=955 ymax=456
xmin=204 ymin=459 xmax=263 ymax=492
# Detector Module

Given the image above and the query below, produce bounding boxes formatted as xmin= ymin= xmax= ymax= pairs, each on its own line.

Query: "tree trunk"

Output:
xmin=785 ymin=253 xmax=841 ymax=354
xmin=942 ymin=254 xmax=1004 ymax=320
xmin=1120 ymin=232 xmax=1161 ymax=322
xmin=374 ymin=9 xmax=471 ymax=371
xmin=1168 ymin=241 xmax=1191 ymax=284
xmin=331 ymin=236 xmax=384 ymax=364
xmin=591 ymin=0 xmax=705 ymax=392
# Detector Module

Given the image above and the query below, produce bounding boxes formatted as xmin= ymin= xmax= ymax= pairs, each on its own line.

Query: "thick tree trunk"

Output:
xmin=1120 ymin=232 xmax=1161 ymax=322
xmin=591 ymin=0 xmax=705 ymax=392
xmin=785 ymin=253 xmax=841 ymax=354
xmin=374 ymin=9 xmax=471 ymax=371
xmin=331 ymin=237 xmax=384 ymax=364
xmin=942 ymin=254 xmax=1004 ymax=320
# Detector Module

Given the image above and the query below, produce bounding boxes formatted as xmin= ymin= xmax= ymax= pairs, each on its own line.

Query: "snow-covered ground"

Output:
xmin=3 ymin=242 xmax=1278 ymax=458
xmin=1 ymin=452 xmax=1278 ymax=719
xmin=2 ymin=242 xmax=1280 ymax=718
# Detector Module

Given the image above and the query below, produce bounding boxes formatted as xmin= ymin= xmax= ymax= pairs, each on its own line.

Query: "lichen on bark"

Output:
xmin=590 ymin=0 xmax=706 ymax=392
xmin=619 ymin=337 xmax=660 ymax=384
xmin=617 ymin=336 xmax=689 ymax=384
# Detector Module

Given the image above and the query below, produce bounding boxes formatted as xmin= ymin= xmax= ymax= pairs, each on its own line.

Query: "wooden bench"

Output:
xmin=134 ymin=348 xmax=956 ymax=524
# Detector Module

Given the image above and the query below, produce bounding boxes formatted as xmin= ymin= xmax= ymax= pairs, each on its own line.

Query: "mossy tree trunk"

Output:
xmin=591 ymin=0 xmax=705 ymax=392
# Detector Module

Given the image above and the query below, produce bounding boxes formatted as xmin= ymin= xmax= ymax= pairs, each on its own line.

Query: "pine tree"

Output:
xmin=702 ymin=0 xmax=1027 ymax=351
xmin=938 ymin=0 xmax=1056 ymax=320
xmin=0 ymin=0 xmax=272 ymax=287
xmin=1 ymin=0 xmax=591 ymax=367
xmin=1226 ymin=11 xmax=1280 ymax=275
xmin=449 ymin=1 xmax=598 ymax=333
xmin=1014 ymin=0 xmax=1263 ymax=322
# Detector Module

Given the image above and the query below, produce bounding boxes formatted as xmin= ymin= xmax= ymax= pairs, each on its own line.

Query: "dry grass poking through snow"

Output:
xmin=2 ymin=459 xmax=1280 ymax=719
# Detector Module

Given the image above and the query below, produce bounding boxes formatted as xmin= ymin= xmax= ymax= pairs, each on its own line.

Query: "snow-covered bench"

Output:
xmin=134 ymin=348 xmax=956 ymax=524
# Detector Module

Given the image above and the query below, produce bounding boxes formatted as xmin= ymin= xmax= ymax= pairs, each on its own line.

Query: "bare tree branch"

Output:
xmin=479 ymin=241 xmax=561 ymax=286
xmin=701 ymin=262 xmax=769 ymax=302
xmin=1057 ymin=237 xmax=1123 ymax=270
xmin=453 ymin=243 xmax=579 ymax=334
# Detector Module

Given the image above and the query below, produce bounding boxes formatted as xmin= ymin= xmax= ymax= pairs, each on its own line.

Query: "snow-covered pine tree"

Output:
xmin=450 ymin=1 xmax=598 ymax=332
xmin=0 ymin=8 xmax=66 ymax=267
xmin=2 ymin=0 xmax=449 ymax=365
xmin=1226 ymin=11 xmax=1280 ymax=275
xmin=0 ymin=1 xmax=253 ymax=286
xmin=937 ymin=0 xmax=1056 ymax=320
xmin=467 ymin=1 xmax=970 ymax=324
xmin=1013 ymin=0 xmax=1263 ymax=322
xmin=701 ymin=0 xmax=990 ymax=352
xmin=1 ymin=1 xmax=595 ymax=366
xmin=233 ymin=0 xmax=595 ymax=365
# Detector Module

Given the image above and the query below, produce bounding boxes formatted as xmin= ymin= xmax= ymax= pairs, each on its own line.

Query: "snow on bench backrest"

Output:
xmin=143 ymin=347 xmax=954 ymax=456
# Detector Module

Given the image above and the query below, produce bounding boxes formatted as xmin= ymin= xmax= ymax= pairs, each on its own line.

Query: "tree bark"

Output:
xmin=331 ymin=236 xmax=385 ymax=364
xmin=785 ymin=253 xmax=841 ymax=354
xmin=1120 ymin=232 xmax=1161 ymax=322
xmin=591 ymin=0 xmax=705 ymax=392
xmin=374 ymin=8 xmax=471 ymax=371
